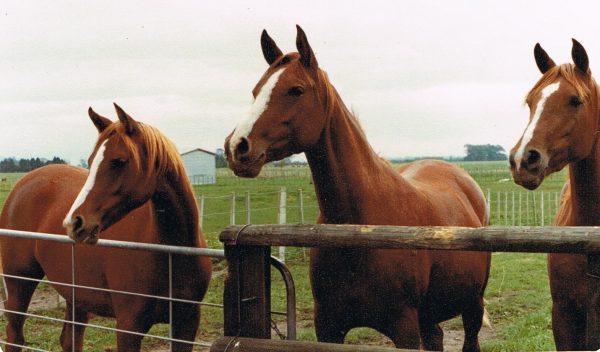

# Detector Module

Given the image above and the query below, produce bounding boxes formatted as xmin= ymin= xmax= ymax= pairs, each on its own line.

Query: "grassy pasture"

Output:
xmin=0 ymin=161 xmax=568 ymax=350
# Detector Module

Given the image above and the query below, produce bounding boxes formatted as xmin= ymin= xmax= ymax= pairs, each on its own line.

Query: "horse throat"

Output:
xmin=151 ymin=171 xmax=200 ymax=247
xmin=569 ymin=135 xmax=600 ymax=225
xmin=305 ymin=88 xmax=389 ymax=224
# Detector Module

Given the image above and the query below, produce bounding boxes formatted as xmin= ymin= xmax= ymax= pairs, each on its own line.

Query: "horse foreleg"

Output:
xmin=379 ymin=308 xmax=421 ymax=350
xmin=419 ymin=321 xmax=444 ymax=351
xmin=170 ymin=303 xmax=200 ymax=351
xmin=59 ymin=304 xmax=89 ymax=352
xmin=313 ymin=305 xmax=349 ymax=344
xmin=115 ymin=313 xmax=152 ymax=352
xmin=4 ymin=272 xmax=42 ymax=352
xmin=461 ymin=297 xmax=484 ymax=352
xmin=552 ymin=301 xmax=586 ymax=351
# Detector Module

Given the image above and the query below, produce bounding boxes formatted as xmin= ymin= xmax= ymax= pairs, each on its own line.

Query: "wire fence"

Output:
xmin=198 ymin=188 xmax=563 ymax=231
xmin=0 ymin=229 xmax=295 ymax=351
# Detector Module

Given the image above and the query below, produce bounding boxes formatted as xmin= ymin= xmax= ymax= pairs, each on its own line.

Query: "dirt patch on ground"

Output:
xmin=442 ymin=322 xmax=497 ymax=351
xmin=2 ymin=290 xmax=498 ymax=351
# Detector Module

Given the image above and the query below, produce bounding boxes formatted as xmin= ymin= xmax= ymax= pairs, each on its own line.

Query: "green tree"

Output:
xmin=464 ymin=144 xmax=507 ymax=161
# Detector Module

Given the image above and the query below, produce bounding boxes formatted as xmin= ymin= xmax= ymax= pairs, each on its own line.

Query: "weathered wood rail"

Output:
xmin=215 ymin=224 xmax=600 ymax=351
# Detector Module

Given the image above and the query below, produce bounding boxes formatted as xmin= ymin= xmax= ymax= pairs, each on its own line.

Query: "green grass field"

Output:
xmin=0 ymin=161 xmax=568 ymax=350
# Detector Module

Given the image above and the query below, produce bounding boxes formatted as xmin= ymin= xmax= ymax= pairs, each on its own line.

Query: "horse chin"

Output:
xmin=231 ymin=163 xmax=264 ymax=178
xmin=512 ymin=173 xmax=544 ymax=190
xmin=69 ymin=224 xmax=100 ymax=245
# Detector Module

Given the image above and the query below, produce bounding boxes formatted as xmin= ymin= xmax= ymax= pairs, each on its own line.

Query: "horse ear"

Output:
xmin=88 ymin=107 xmax=112 ymax=133
xmin=261 ymin=29 xmax=283 ymax=65
xmin=296 ymin=25 xmax=318 ymax=69
xmin=572 ymin=38 xmax=590 ymax=74
xmin=113 ymin=103 xmax=138 ymax=135
xmin=534 ymin=43 xmax=556 ymax=74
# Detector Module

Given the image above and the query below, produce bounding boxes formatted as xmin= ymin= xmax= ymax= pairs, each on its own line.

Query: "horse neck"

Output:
xmin=568 ymin=83 xmax=600 ymax=225
xmin=305 ymin=81 xmax=405 ymax=224
xmin=151 ymin=168 xmax=200 ymax=247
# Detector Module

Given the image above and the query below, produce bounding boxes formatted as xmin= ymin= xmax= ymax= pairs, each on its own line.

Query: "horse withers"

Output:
xmin=224 ymin=26 xmax=491 ymax=351
xmin=0 ymin=104 xmax=211 ymax=351
xmin=510 ymin=39 xmax=599 ymax=350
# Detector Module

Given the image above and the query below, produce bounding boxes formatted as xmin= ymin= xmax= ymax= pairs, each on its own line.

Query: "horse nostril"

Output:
xmin=236 ymin=137 xmax=250 ymax=156
xmin=509 ymin=155 xmax=516 ymax=170
xmin=73 ymin=215 xmax=84 ymax=233
xmin=526 ymin=149 xmax=541 ymax=166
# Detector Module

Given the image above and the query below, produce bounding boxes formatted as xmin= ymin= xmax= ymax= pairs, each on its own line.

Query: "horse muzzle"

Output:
xmin=509 ymin=148 xmax=547 ymax=190
xmin=65 ymin=215 xmax=101 ymax=244
xmin=225 ymin=137 xmax=267 ymax=178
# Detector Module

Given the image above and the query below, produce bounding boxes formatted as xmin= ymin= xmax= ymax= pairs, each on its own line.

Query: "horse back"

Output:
xmin=397 ymin=160 xmax=488 ymax=227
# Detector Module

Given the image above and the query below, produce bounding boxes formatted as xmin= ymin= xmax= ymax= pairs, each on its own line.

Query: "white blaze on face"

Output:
xmin=229 ymin=68 xmax=286 ymax=156
xmin=63 ymin=140 xmax=108 ymax=229
xmin=514 ymin=82 xmax=561 ymax=170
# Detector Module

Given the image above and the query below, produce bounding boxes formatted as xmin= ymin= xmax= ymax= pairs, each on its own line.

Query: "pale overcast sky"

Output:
xmin=2 ymin=1 xmax=600 ymax=164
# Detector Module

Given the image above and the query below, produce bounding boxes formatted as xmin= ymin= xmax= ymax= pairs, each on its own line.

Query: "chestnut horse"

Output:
xmin=224 ymin=26 xmax=491 ymax=351
xmin=0 ymin=104 xmax=212 ymax=351
xmin=510 ymin=39 xmax=598 ymax=350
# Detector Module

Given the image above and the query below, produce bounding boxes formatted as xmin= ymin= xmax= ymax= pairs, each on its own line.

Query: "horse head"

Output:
xmin=63 ymin=104 xmax=163 ymax=243
xmin=225 ymin=25 xmax=330 ymax=177
xmin=510 ymin=39 xmax=598 ymax=190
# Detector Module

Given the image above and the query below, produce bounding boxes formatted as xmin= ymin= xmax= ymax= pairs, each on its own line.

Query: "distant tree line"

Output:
xmin=0 ymin=157 xmax=67 ymax=172
xmin=463 ymin=144 xmax=507 ymax=161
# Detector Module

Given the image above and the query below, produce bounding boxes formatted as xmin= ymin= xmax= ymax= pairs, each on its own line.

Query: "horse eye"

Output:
xmin=287 ymin=86 xmax=304 ymax=97
xmin=110 ymin=158 xmax=127 ymax=169
xmin=569 ymin=96 xmax=582 ymax=107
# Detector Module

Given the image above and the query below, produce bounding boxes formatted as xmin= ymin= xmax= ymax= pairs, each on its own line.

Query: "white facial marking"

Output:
xmin=514 ymin=82 xmax=561 ymax=170
xmin=229 ymin=68 xmax=286 ymax=155
xmin=63 ymin=140 xmax=108 ymax=228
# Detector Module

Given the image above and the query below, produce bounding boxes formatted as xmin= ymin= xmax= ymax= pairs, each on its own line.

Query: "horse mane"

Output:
xmin=99 ymin=122 xmax=185 ymax=179
xmin=317 ymin=69 xmax=368 ymax=137
xmin=526 ymin=63 xmax=595 ymax=104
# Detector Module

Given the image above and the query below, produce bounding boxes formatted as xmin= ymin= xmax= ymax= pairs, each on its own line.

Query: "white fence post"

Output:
xmin=497 ymin=191 xmax=501 ymax=225
xmin=541 ymin=192 xmax=545 ymax=226
xmin=230 ymin=192 xmax=236 ymax=226
xmin=511 ymin=191 xmax=515 ymax=226
xmin=298 ymin=189 xmax=305 ymax=224
xmin=245 ymin=191 xmax=251 ymax=225
xmin=278 ymin=187 xmax=287 ymax=262
xmin=519 ymin=192 xmax=522 ymax=226
xmin=299 ymin=188 xmax=306 ymax=260
xmin=198 ymin=194 xmax=205 ymax=229
xmin=526 ymin=192 xmax=530 ymax=225
xmin=504 ymin=192 xmax=508 ymax=226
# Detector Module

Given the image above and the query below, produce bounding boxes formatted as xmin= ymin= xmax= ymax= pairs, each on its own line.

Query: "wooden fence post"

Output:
xmin=587 ymin=253 xmax=600 ymax=349
xmin=223 ymin=244 xmax=272 ymax=339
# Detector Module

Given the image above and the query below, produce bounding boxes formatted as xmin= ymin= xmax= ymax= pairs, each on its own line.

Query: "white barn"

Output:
xmin=180 ymin=148 xmax=216 ymax=185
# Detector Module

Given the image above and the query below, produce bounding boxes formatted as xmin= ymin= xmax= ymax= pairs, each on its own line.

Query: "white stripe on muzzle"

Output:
xmin=229 ymin=68 xmax=286 ymax=155
xmin=63 ymin=140 xmax=108 ymax=228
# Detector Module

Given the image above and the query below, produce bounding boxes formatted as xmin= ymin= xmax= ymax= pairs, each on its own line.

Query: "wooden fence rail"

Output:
xmin=217 ymin=224 xmax=600 ymax=351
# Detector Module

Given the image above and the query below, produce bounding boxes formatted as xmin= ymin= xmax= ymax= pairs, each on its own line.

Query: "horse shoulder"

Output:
xmin=0 ymin=165 xmax=86 ymax=231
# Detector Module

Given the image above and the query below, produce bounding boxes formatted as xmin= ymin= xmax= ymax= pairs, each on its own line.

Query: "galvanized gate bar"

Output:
xmin=0 ymin=228 xmax=226 ymax=257
xmin=270 ymin=256 xmax=296 ymax=340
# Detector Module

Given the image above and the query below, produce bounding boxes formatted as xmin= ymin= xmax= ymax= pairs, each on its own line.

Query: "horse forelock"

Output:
xmin=526 ymin=64 xmax=594 ymax=105
xmin=99 ymin=122 xmax=184 ymax=180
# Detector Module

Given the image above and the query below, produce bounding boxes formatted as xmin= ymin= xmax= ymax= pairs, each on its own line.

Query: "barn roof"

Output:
xmin=181 ymin=148 xmax=216 ymax=156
